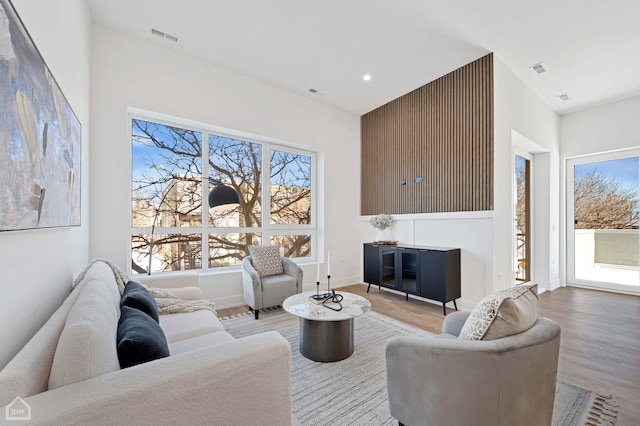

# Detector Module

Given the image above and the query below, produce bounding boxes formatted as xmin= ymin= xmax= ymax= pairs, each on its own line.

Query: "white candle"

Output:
xmin=327 ymin=251 xmax=331 ymax=276
xmin=316 ymin=258 xmax=320 ymax=282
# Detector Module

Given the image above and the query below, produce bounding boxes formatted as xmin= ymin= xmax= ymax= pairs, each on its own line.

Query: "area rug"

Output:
xmin=222 ymin=308 xmax=618 ymax=426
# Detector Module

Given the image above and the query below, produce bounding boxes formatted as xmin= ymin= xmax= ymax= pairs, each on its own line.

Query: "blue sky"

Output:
xmin=575 ymin=156 xmax=639 ymax=192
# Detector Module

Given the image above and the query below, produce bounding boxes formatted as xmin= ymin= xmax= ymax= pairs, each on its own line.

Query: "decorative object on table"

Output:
xmin=147 ymin=177 xmax=239 ymax=274
xmin=309 ymin=250 xmax=333 ymax=303
xmin=369 ymin=213 xmax=395 ymax=243
xmin=222 ymin=310 xmax=615 ymax=426
xmin=0 ymin=0 xmax=81 ymax=232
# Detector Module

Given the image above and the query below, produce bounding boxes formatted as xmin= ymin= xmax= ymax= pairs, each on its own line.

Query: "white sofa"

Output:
xmin=0 ymin=261 xmax=292 ymax=425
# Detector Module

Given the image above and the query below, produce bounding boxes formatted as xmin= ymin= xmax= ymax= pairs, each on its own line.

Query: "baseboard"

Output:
xmin=549 ymin=279 xmax=561 ymax=291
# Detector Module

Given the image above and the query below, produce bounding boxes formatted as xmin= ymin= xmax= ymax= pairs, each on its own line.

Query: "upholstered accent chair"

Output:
xmin=385 ymin=310 xmax=561 ymax=426
xmin=241 ymin=247 xmax=303 ymax=319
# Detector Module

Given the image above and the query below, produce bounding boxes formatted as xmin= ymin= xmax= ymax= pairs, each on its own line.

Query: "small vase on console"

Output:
xmin=375 ymin=228 xmax=393 ymax=243
xmin=369 ymin=213 xmax=394 ymax=243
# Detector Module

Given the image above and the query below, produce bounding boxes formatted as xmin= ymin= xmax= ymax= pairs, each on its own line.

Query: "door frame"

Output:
xmin=566 ymin=148 xmax=640 ymax=295
xmin=514 ymin=147 xmax=534 ymax=286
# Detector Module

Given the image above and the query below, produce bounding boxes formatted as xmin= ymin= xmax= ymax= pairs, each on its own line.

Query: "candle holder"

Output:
xmin=309 ymin=279 xmax=333 ymax=304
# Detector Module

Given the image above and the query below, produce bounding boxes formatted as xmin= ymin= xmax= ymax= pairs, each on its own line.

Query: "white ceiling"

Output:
xmin=87 ymin=0 xmax=640 ymax=116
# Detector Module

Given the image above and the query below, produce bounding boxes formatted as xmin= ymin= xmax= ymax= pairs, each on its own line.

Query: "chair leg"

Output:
xmin=254 ymin=309 xmax=259 ymax=320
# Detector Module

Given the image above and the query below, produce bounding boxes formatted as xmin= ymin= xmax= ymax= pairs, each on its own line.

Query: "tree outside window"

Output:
xmin=131 ymin=117 xmax=314 ymax=274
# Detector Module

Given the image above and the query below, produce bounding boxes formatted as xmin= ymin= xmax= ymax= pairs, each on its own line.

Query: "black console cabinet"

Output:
xmin=364 ymin=243 xmax=461 ymax=315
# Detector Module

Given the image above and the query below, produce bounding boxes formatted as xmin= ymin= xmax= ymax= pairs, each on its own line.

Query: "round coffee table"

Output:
xmin=282 ymin=291 xmax=371 ymax=362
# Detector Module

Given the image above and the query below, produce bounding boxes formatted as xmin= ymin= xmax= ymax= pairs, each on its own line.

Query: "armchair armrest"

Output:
xmin=241 ymin=257 xmax=262 ymax=309
xmin=11 ymin=332 xmax=291 ymax=425
xmin=441 ymin=311 xmax=470 ymax=336
xmin=281 ymin=258 xmax=303 ymax=293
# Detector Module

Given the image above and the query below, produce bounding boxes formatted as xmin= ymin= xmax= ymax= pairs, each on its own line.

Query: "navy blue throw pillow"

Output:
xmin=121 ymin=281 xmax=160 ymax=323
xmin=117 ymin=306 xmax=170 ymax=369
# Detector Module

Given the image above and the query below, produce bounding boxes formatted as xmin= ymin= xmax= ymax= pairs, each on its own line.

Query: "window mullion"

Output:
xmin=262 ymin=143 xmax=271 ymax=244
xmin=202 ymin=131 xmax=210 ymax=270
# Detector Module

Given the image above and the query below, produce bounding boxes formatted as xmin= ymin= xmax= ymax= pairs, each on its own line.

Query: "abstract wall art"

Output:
xmin=0 ymin=0 xmax=81 ymax=231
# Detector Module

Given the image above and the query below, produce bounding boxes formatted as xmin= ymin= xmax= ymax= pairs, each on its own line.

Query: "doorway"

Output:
xmin=515 ymin=151 xmax=532 ymax=284
xmin=567 ymin=151 xmax=640 ymax=294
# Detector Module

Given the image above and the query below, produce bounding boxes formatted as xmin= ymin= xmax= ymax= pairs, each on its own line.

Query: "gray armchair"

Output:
xmin=242 ymin=256 xmax=303 ymax=319
xmin=385 ymin=311 xmax=561 ymax=426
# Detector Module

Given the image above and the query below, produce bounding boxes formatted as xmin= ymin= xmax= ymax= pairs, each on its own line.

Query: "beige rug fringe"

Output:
xmin=584 ymin=393 xmax=618 ymax=426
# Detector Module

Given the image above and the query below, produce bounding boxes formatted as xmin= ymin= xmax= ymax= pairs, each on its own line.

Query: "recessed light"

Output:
xmin=363 ymin=74 xmax=372 ymax=81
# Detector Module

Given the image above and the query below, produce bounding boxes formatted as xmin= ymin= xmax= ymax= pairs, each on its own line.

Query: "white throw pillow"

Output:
xmin=249 ymin=245 xmax=284 ymax=277
xmin=48 ymin=280 xmax=120 ymax=389
xmin=458 ymin=283 xmax=538 ymax=341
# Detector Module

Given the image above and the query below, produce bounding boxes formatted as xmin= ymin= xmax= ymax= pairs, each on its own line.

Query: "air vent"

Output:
xmin=529 ymin=62 xmax=548 ymax=74
xmin=308 ymin=88 xmax=318 ymax=94
xmin=151 ymin=28 xmax=178 ymax=43
xmin=558 ymin=93 xmax=570 ymax=101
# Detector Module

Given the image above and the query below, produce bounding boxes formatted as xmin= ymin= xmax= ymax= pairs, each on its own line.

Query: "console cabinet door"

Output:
xmin=419 ymin=250 xmax=445 ymax=301
xmin=380 ymin=246 xmax=398 ymax=289
xmin=363 ymin=243 xmax=381 ymax=285
xmin=398 ymin=248 xmax=419 ymax=294
xmin=419 ymin=249 xmax=461 ymax=303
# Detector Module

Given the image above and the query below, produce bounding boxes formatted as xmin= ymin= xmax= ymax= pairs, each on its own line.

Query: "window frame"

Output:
xmin=128 ymin=109 xmax=317 ymax=274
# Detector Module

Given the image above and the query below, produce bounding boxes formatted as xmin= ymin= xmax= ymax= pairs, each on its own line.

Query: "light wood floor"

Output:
xmin=217 ymin=284 xmax=640 ymax=425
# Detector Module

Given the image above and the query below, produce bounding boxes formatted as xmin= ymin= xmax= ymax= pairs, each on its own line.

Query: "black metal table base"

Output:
xmin=299 ymin=318 xmax=354 ymax=362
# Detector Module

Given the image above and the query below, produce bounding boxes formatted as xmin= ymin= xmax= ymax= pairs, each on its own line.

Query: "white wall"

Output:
xmin=560 ymin=94 xmax=640 ymax=286
xmin=90 ymin=24 xmax=361 ymax=307
xmin=493 ymin=57 xmax=561 ymax=292
xmin=561 ymin=95 xmax=640 ymax=158
xmin=0 ymin=0 xmax=92 ymax=368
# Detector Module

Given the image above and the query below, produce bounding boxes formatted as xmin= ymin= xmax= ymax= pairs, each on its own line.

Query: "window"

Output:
xmin=130 ymin=115 xmax=315 ymax=274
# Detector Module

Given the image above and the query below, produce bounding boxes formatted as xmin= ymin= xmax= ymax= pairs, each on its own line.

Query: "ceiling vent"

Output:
xmin=529 ymin=62 xmax=548 ymax=74
xmin=151 ymin=28 xmax=178 ymax=43
xmin=308 ymin=88 xmax=318 ymax=94
xmin=558 ymin=93 xmax=570 ymax=101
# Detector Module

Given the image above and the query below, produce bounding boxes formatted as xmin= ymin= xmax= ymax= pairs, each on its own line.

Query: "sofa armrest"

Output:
xmin=151 ymin=286 xmax=203 ymax=300
xmin=11 ymin=332 xmax=291 ymax=425
xmin=441 ymin=311 xmax=470 ymax=336
xmin=135 ymin=271 xmax=199 ymax=289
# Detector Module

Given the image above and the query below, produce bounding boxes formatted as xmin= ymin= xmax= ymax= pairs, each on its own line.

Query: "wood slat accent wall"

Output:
xmin=361 ymin=54 xmax=493 ymax=215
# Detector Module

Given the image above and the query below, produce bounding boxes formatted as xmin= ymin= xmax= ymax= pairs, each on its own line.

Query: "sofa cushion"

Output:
xmin=458 ymin=284 xmax=538 ymax=341
xmin=168 ymin=331 xmax=235 ymax=355
xmin=48 ymin=280 xmax=120 ymax=390
xmin=249 ymin=245 xmax=284 ymax=277
xmin=117 ymin=306 xmax=170 ymax=368
xmin=121 ymin=281 xmax=160 ymax=323
xmin=159 ymin=310 xmax=225 ymax=344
